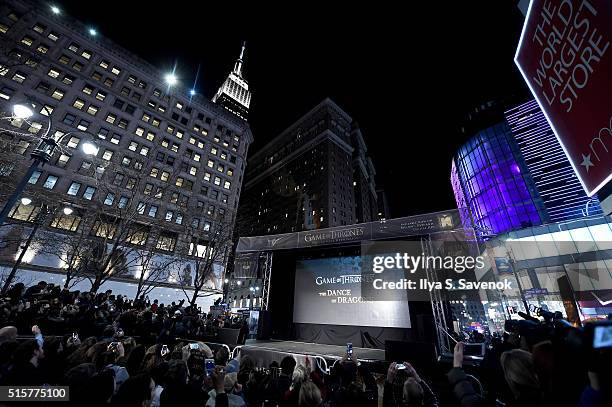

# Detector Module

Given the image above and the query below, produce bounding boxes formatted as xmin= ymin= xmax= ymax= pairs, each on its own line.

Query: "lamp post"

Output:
xmin=0 ymin=102 xmax=98 ymax=226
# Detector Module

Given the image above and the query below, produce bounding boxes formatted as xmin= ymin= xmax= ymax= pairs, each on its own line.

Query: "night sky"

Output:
xmin=58 ymin=0 xmax=531 ymax=218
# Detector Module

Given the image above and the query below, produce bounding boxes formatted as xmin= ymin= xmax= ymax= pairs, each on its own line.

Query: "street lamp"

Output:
xmin=88 ymin=28 xmax=98 ymax=36
xmin=0 ymin=101 xmax=99 ymax=226
xmin=164 ymin=73 xmax=178 ymax=86
xmin=13 ymin=104 xmax=34 ymax=119
xmin=50 ymin=5 xmax=60 ymax=14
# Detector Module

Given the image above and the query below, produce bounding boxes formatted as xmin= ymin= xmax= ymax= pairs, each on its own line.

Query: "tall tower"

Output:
xmin=213 ymin=42 xmax=252 ymax=121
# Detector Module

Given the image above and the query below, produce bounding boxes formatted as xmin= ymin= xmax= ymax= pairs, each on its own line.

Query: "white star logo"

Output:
xmin=580 ymin=154 xmax=594 ymax=172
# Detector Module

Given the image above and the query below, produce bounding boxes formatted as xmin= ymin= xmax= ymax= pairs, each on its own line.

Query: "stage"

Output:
xmin=240 ymin=339 xmax=386 ymax=369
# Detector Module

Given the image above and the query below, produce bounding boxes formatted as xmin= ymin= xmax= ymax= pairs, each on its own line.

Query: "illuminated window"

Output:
xmin=67 ymin=181 xmax=81 ymax=196
xmin=83 ymin=186 xmax=96 ymax=200
xmin=47 ymin=68 xmax=60 ymax=78
xmin=72 ymin=98 xmax=85 ymax=109
xmin=104 ymin=193 xmax=115 ymax=206
xmin=43 ymin=174 xmax=58 ymax=189
xmin=50 ymin=212 xmax=81 ymax=231
xmin=51 ymin=89 xmax=64 ymax=100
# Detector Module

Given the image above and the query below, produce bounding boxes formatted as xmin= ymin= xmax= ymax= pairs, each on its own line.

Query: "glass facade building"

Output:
xmin=504 ymin=100 xmax=603 ymax=222
xmin=451 ymin=122 xmax=547 ymax=238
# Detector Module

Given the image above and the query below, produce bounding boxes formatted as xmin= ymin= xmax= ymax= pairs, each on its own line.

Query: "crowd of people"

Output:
xmin=0 ymin=281 xmax=608 ymax=406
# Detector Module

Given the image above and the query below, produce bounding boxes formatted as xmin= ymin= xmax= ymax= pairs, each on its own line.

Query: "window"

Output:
xmin=36 ymin=44 xmax=49 ymax=54
xmin=125 ymin=104 xmax=136 ymax=115
xmin=99 ymin=60 xmax=109 ymax=69
xmin=111 ymin=67 xmax=121 ymax=75
xmin=214 ymin=176 xmax=221 ymax=186
xmin=11 ymin=71 xmax=26 ymax=83
xmin=175 ymin=178 xmax=184 ymax=187
xmin=148 ymin=206 xmax=158 ymax=217
xmin=96 ymin=91 xmax=107 ymax=101
xmin=112 ymin=173 xmax=124 ymax=186
xmin=156 ymin=232 xmax=177 ymax=252
xmin=221 ymin=193 xmax=229 ymax=204
xmin=86 ymin=105 xmax=98 ymax=116
xmin=50 ymin=212 xmax=81 ymax=232
xmin=92 ymin=219 xmax=117 ymax=239
xmin=62 ymin=74 xmax=75 ymax=85
xmin=126 ymin=177 xmax=136 ymax=190
xmin=189 ymin=166 xmax=197 ymax=176
xmin=33 ymin=23 xmax=46 ymax=34
xmin=204 ymin=172 xmax=211 ymax=182
xmin=28 ymin=170 xmax=42 ymax=184
xmin=113 ymin=99 xmax=125 ymax=109
xmin=165 ymin=210 xmax=173 ymax=221
xmin=63 ymin=113 xmax=76 ymax=126
xmin=21 ymin=36 xmax=34 ymax=46
xmin=83 ymin=186 xmax=96 ymax=200
xmin=68 ymin=42 xmax=79 ymax=52
xmin=72 ymin=98 xmax=85 ymax=109
xmin=118 ymin=196 xmax=129 ymax=209
xmin=139 ymin=146 xmax=149 ymax=156
xmin=101 ymin=150 xmax=113 ymax=160
xmin=81 ymin=50 xmax=92 ymax=60
xmin=72 ymin=61 xmax=83 ymax=71
xmin=82 ymin=85 xmax=93 ymax=95
xmin=77 ymin=119 xmax=90 ymax=131
xmin=46 ymin=67 xmax=61 ymax=79
xmin=153 ymin=88 xmax=162 ymax=97
xmin=51 ymin=89 xmax=64 ymax=100
xmin=160 ymin=171 xmax=170 ymax=182
xmin=118 ymin=118 xmax=129 ymax=129
xmin=129 ymin=141 xmax=138 ymax=151
xmin=43 ymin=174 xmax=59 ymax=189
xmin=121 ymin=86 xmax=130 ymax=96
xmin=56 ymin=153 xmax=70 ymax=167
xmin=67 ymin=181 xmax=81 ymax=196
xmin=66 ymin=136 xmax=80 ymax=148
xmin=104 ymin=193 xmax=115 ymax=206
xmin=150 ymin=168 xmax=159 ymax=178
xmin=121 ymin=156 xmax=131 ymax=167
xmin=127 ymin=75 xmax=137 ymax=84
xmin=0 ymin=86 xmax=15 ymax=100
xmin=105 ymin=113 xmax=116 ymax=124
xmin=59 ymin=54 xmax=70 ymax=64
xmin=97 ymin=128 xmax=109 ymax=139
xmin=110 ymin=134 xmax=121 ymax=144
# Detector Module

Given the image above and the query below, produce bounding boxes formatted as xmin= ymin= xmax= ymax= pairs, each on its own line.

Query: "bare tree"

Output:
xmin=174 ymin=212 xmax=234 ymax=308
xmin=132 ymin=231 xmax=181 ymax=300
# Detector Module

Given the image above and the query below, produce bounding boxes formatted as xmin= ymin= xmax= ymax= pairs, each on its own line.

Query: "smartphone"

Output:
xmin=346 ymin=342 xmax=353 ymax=360
xmin=108 ymin=342 xmax=119 ymax=353
xmin=463 ymin=343 xmax=486 ymax=356
xmin=593 ymin=324 xmax=612 ymax=349
xmin=396 ymin=363 xmax=406 ymax=370
xmin=205 ymin=358 xmax=215 ymax=376
xmin=72 ymin=332 xmax=79 ymax=340
xmin=116 ymin=328 xmax=124 ymax=338
xmin=189 ymin=343 xmax=199 ymax=350
xmin=161 ymin=344 xmax=169 ymax=356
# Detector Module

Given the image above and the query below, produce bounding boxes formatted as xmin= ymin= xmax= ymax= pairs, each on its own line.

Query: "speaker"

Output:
xmin=257 ymin=310 xmax=272 ymax=340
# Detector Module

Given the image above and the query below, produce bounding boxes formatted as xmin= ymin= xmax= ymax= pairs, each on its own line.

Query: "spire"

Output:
xmin=233 ymin=41 xmax=246 ymax=77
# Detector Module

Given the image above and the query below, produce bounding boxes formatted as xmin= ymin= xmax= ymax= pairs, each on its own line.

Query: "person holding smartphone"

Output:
xmin=383 ymin=361 xmax=439 ymax=407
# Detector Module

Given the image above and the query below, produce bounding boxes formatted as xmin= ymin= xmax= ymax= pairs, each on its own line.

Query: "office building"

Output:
xmin=237 ymin=98 xmax=378 ymax=236
xmin=0 ymin=0 xmax=253 ymax=289
xmin=212 ymin=42 xmax=251 ymax=121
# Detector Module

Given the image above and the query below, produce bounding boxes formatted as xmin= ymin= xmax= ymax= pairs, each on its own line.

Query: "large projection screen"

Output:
xmin=292 ymin=256 xmax=411 ymax=328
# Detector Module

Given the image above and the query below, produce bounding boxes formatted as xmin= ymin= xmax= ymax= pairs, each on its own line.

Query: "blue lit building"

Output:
xmin=504 ymin=100 xmax=602 ymax=222
xmin=452 ymin=100 xmax=603 ymax=238
xmin=451 ymin=121 xmax=546 ymax=237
